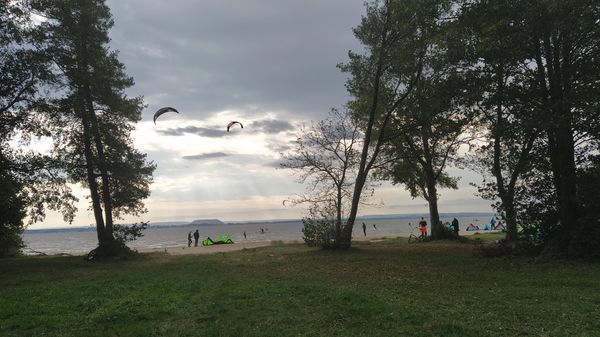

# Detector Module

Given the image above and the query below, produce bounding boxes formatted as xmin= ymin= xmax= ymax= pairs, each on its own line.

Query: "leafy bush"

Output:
xmin=113 ymin=221 xmax=148 ymax=246
xmin=476 ymin=235 xmax=544 ymax=258
xmin=567 ymin=156 xmax=600 ymax=259
xmin=301 ymin=217 xmax=336 ymax=249
xmin=0 ymin=175 xmax=26 ymax=258
xmin=86 ymin=222 xmax=148 ymax=260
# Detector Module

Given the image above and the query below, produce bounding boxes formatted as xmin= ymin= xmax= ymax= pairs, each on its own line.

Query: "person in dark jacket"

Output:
xmin=193 ymin=230 xmax=200 ymax=247
xmin=452 ymin=218 xmax=460 ymax=236
xmin=362 ymin=222 xmax=367 ymax=237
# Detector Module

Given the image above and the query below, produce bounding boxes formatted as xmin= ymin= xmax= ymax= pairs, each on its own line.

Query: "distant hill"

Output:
xmin=188 ymin=219 xmax=224 ymax=226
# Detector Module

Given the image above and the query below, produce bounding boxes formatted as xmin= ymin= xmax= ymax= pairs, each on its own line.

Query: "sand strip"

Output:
xmin=139 ymin=240 xmax=298 ymax=255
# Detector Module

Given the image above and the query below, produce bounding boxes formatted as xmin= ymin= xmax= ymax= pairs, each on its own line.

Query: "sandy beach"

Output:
xmin=139 ymin=235 xmax=409 ymax=256
xmin=138 ymin=231 xmax=488 ymax=256
xmin=139 ymin=240 xmax=299 ymax=255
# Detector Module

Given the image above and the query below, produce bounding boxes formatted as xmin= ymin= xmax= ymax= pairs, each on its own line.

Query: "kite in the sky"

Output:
xmin=153 ymin=107 xmax=179 ymax=124
xmin=227 ymin=121 xmax=243 ymax=132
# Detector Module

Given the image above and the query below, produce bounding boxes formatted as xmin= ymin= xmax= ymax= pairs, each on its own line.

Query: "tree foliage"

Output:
xmin=460 ymin=0 xmax=600 ymax=256
xmin=1 ymin=1 xmax=77 ymax=256
xmin=32 ymin=0 xmax=155 ymax=256
xmin=338 ymin=0 xmax=441 ymax=247
xmin=281 ymin=109 xmax=369 ymax=248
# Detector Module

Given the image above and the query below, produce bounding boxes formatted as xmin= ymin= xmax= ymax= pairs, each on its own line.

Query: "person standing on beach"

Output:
xmin=362 ymin=222 xmax=367 ymax=237
xmin=243 ymin=231 xmax=247 ymax=239
xmin=187 ymin=231 xmax=192 ymax=247
xmin=419 ymin=217 xmax=428 ymax=238
xmin=452 ymin=218 xmax=459 ymax=236
xmin=193 ymin=230 xmax=200 ymax=247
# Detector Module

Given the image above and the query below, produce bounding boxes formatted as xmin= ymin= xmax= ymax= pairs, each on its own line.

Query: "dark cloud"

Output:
xmin=250 ymin=120 xmax=294 ymax=134
xmin=265 ymin=139 xmax=294 ymax=154
xmin=106 ymin=0 xmax=365 ymax=122
xmin=264 ymin=160 xmax=283 ymax=169
xmin=182 ymin=152 xmax=230 ymax=160
xmin=157 ymin=126 xmax=225 ymax=137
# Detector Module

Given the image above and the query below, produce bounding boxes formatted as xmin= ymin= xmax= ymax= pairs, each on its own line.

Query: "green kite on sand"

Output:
xmin=202 ymin=235 xmax=234 ymax=246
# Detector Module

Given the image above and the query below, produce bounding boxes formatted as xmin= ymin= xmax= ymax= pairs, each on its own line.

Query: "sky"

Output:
xmin=32 ymin=0 xmax=493 ymax=229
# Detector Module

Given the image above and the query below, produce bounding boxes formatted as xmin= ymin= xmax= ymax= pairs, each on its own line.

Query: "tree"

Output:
xmin=1 ymin=1 xmax=77 ymax=256
xmin=340 ymin=0 xmax=454 ymax=246
xmin=521 ymin=0 xmax=600 ymax=255
xmin=461 ymin=0 xmax=600 ymax=255
xmin=375 ymin=73 xmax=473 ymax=239
xmin=0 ymin=158 xmax=26 ymax=257
xmin=281 ymin=109 xmax=367 ymax=248
xmin=36 ymin=0 xmax=155 ymax=257
xmin=458 ymin=0 xmax=542 ymax=241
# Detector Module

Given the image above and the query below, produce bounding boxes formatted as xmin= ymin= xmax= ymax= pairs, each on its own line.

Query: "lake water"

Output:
xmin=23 ymin=216 xmax=494 ymax=255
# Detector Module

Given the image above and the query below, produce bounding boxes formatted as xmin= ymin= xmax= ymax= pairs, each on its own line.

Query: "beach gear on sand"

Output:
xmin=202 ymin=234 xmax=234 ymax=246
xmin=493 ymin=223 xmax=506 ymax=231
xmin=466 ymin=224 xmax=480 ymax=231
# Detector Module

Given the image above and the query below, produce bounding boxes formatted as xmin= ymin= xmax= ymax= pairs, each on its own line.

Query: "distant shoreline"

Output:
xmin=23 ymin=230 xmax=502 ymax=257
xmin=26 ymin=212 xmax=494 ymax=233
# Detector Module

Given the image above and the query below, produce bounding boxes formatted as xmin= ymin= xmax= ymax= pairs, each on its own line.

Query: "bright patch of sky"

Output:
xmin=31 ymin=0 xmax=493 ymax=228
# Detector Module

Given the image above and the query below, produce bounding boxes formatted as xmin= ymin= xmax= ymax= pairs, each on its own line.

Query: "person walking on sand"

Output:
xmin=193 ymin=229 xmax=200 ymax=247
xmin=243 ymin=231 xmax=247 ymax=239
xmin=362 ymin=222 xmax=367 ymax=237
xmin=419 ymin=217 xmax=428 ymax=238
xmin=187 ymin=231 xmax=192 ymax=247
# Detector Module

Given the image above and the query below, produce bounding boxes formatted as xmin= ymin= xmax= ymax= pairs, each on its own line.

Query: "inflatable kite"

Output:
xmin=493 ymin=223 xmax=506 ymax=231
xmin=466 ymin=224 xmax=480 ymax=231
xmin=227 ymin=121 xmax=243 ymax=132
xmin=202 ymin=234 xmax=234 ymax=246
xmin=153 ymin=107 xmax=179 ymax=124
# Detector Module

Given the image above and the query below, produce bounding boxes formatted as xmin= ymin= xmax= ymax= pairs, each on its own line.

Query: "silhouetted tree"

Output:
xmin=35 ymin=0 xmax=155 ymax=257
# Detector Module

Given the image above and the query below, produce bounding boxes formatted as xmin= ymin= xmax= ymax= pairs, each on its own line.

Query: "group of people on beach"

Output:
xmin=188 ymin=230 xmax=200 ymax=247
xmin=361 ymin=222 xmax=378 ymax=236
xmin=417 ymin=217 xmax=461 ymax=238
xmin=187 ymin=218 xmax=464 ymax=246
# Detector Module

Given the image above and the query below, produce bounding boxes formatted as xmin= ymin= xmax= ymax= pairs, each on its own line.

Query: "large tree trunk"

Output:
xmin=343 ymin=22 xmax=390 ymax=249
xmin=76 ymin=89 xmax=106 ymax=244
xmin=334 ymin=185 xmax=343 ymax=249
xmin=535 ymin=34 xmax=578 ymax=252
xmin=425 ymin=174 xmax=442 ymax=239
xmin=503 ymin=195 xmax=518 ymax=241
xmin=84 ymin=85 xmax=115 ymax=243
xmin=547 ymin=124 xmax=577 ymax=249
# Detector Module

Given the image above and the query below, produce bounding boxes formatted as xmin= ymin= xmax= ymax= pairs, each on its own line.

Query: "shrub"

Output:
xmin=86 ymin=222 xmax=148 ymax=260
xmin=301 ymin=217 xmax=336 ymax=249
xmin=0 ymin=176 xmax=26 ymax=258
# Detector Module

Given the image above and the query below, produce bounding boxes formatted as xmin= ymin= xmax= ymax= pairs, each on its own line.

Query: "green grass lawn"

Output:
xmin=1 ymin=235 xmax=599 ymax=337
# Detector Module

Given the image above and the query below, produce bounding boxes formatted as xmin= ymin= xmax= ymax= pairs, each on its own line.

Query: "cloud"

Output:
xmin=182 ymin=152 xmax=230 ymax=160
xmin=157 ymin=126 xmax=225 ymax=137
xmin=106 ymin=0 xmax=365 ymax=122
xmin=250 ymin=120 xmax=295 ymax=134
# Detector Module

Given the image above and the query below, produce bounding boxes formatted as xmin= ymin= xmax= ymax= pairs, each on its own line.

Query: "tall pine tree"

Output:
xmin=36 ymin=0 xmax=155 ymax=257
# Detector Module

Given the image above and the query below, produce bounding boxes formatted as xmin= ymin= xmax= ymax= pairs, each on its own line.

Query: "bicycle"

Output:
xmin=407 ymin=223 xmax=430 ymax=243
